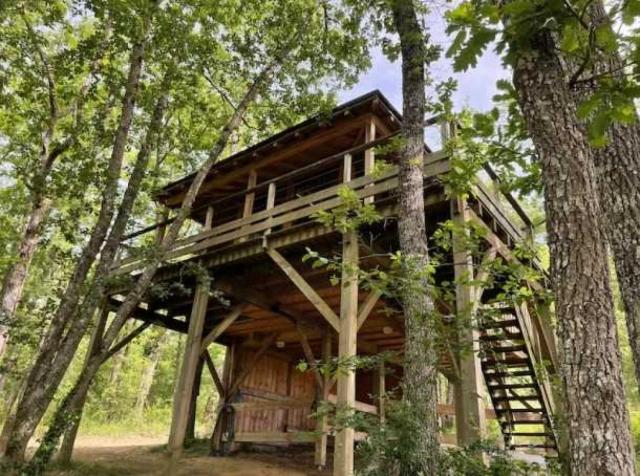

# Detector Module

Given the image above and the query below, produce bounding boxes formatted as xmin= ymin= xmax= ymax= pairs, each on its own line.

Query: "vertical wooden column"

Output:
xmin=315 ymin=331 xmax=332 ymax=468
xmin=239 ymin=169 xmax=257 ymax=243
xmin=374 ymin=361 xmax=386 ymax=423
xmin=264 ymin=182 xmax=277 ymax=242
xmin=363 ymin=119 xmax=376 ymax=205
xmin=243 ymin=170 xmax=257 ymax=217
xmin=168 ymin=278 xmax=210 ymax=461
xmin=333 ymin=230 xmax=359 ymax=476
xmin=451 ymin=197 xmax=486 ymax=446
xmin=211 ymin=342 xmax=236 ymax=453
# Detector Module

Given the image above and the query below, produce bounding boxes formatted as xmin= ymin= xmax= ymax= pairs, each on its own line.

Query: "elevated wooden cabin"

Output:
xmin=109 ymin=91 xmax=558 ymax=475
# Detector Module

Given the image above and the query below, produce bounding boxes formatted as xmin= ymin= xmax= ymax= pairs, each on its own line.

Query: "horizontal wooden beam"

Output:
xmin=233 ymin=432 xmax=316 ymax=444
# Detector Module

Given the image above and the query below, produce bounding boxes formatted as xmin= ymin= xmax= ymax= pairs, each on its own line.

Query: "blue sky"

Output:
xmin=338 ymin=8 xmax=508 ymax=119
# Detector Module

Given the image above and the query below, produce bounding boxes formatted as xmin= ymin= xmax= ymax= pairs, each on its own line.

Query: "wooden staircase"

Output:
xmin=479 ymin=303 xmax=558 ymax=453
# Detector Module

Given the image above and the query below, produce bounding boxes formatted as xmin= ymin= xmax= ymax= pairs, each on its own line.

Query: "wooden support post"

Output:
xmin=315 ymin=331 xmax=332 ymax=469
xmin=451 ymin=198 xmax=486 ymax=447
xmin=211 ymin=343 xmax=235 ymax=454
xmin=363 ymin=120 xmax=376 ymax=204
xmin=374 ymin=360 xmax=386 ymax=423
xmin=186 ymin=356 xmax=205 ymax=442
xmin=168 ymin=278 xmax=210 ymax=462
xmin=333 ymin=230 xmax=359 ymax=476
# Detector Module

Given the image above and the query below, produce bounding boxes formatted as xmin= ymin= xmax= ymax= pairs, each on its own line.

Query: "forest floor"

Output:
xmin=45 ymin=436 xmax=330 ymax=475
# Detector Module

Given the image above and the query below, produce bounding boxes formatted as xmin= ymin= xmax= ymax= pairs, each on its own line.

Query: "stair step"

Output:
xmin=495 ymin=408 xmax=545 ymax=414
xmin=489 ymin=383 xmax=537 ymax=391
xmin=501 ymin=420 xmax=547 ymax=426
xmin=481 ymin=318 xmax=519 ymax=329
xmin=482 ymin=357 xmax=530 ymax=367
xmin=480 ymin=333 xmax=524 ymax=342
xmin=484 ymin=344 xmax=527 ymax=353
xmin=504 ymin=431 xmax=553 ymax=437
xmin=484 ymin=370 xmax=533 ymax=378
xmin=493 ymin=395 xmax=540 ymax=402
xmin=511 ymin=444 xmax=557 ymax=450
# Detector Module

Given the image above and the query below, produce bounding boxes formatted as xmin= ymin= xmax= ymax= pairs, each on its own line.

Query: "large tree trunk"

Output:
xmin=134 ymin=329 xmax=168 ymax=418
xmin=511 ymin=28 xmax=636 ymax=475
xmin=390 ymin=0 xmax=440 ymax=473
xmin=0 ymin=29 xmax=150 ymax=464
xmin=572 ymin=1 xmax=640 ymax=394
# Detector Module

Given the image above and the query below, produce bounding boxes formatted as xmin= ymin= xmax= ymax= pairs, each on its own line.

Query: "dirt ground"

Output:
xmin=46 ymin=436 xmax=332 ymax=476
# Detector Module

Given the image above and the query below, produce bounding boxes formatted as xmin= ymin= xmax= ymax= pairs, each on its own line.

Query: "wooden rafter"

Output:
xmin=266 ymin=247 xmax=340 ymax=331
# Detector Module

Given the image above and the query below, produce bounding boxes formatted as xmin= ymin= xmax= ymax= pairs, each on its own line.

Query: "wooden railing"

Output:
xmin=113 ymin=128 xmax=535 ymax=276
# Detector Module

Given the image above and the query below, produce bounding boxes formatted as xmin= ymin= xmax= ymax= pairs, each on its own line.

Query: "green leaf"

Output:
xmin=560 ymin=23 xmax=581 ymax=53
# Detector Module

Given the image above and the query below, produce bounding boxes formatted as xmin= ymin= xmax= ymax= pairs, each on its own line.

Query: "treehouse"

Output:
xmin=108 ymin=91 xmax=559 ymax=475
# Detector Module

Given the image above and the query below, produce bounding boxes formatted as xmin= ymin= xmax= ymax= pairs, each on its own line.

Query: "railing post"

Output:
xmin=343 ymin=154 xmax=352 ymax=183
xmin=263 ymin=182 xmax=277 ymax=246
xmin=364 ymin=119 xmax=376 ymax=204
xmin=204 ymin=206 xmax=214 ymax=231
xmin=239 ymin=169 xmax=257 ymax=243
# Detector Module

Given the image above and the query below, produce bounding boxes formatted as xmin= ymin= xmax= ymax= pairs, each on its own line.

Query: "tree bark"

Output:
xmin=390 ymin=0 xmax=440 ymax=473
xmin=571 ymin=1 xmax=640 ymax=395
xmin=511 ymin=28 xmax=635 ymax=476
xmin=134 ymin=329 xmax=168 ymax=418
xmin=0 ymin=20 xmax=111 ymax=361
xmin=22 ymin=60 xmax=279 ymax=473
xmin=0 ymin=27 xmax=150 ymax=464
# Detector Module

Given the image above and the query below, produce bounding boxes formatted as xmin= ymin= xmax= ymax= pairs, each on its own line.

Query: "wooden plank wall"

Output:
xmin=233 ymin=349 xmax=316 ymax=434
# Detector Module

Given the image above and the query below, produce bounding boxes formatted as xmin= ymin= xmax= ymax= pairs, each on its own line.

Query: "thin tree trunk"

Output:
xmin=390 ymin=0 xmax=439 ymax=473
xmin=511 ymin=28 xmax=635 ymax=475
xmin=0 ymin=20 xmax=111 ymax=361
xmin=24 ymin=60 xmax=280 ymax=472
xmin=0 ymin=26 xmax=150 ymax=464
xmin=134 ymin=329 xmax=168 ymax=418
xmin=572 ymin=1 xmax=640 ymax=395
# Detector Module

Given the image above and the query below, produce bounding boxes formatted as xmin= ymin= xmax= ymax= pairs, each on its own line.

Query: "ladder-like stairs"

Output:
xmin=479 ymin=304 xmax=557 ymax=453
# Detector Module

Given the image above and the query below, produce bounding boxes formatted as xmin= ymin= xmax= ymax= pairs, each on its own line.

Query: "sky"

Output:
xmin=337 ymin=7 xmax=508 ymax=124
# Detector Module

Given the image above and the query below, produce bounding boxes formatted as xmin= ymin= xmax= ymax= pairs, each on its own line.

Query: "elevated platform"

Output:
xmin=106 ymin=91 xmax=558 ymax=473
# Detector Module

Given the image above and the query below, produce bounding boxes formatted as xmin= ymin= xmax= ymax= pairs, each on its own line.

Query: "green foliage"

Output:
xmin=445 ymin=0 xmax=640 ymax=146
xmin=356 ymin=400 xmax=553 ymax=476
xmin=312 ymin=185 xmax=383 ymax=233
